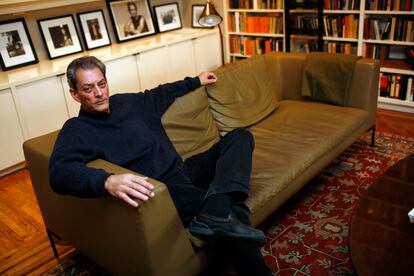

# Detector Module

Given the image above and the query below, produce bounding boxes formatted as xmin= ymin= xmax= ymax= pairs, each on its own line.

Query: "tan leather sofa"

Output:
xmin=23 ymin=52 xmax=379 ymax=276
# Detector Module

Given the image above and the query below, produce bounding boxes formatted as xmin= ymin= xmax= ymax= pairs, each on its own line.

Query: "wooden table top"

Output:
xmin=350 ymin=154 xmax=414 ymax=276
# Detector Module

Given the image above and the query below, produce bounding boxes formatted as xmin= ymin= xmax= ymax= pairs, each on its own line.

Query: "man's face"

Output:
xmin=128 ymin=4 xmax=138 ymax=17
xmin=70 ymin=67 xmax=110 ymax=114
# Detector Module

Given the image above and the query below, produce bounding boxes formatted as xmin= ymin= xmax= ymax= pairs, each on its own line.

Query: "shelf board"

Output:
xmin=228 ymin=32 xmax=284 ymax=38
xmin=230 ymin=53 xmax=251 ymax=58
xmin=323 ymin=10 xmax=360 ymax=14
xmin=365 ymin=10 xmax=414 ymax=15
xmin=0 ymin=0 xmax=100 ymax=15
xmin=289 ymin=9 xmax=318 ymax=13
xmin=323 ymin=37 xmax=358 ymax=42
xmin=380 ymin=67 xmax=414 ymax=75
xmin=363 ymin=40 xmax=414 ymax=46
xmin=379 ymin=97 xmax=414 ymax=107
xmin=227 ymin=9 xmax=283 ymax=13
xmin=291 ymin=34 xmax=318 ymax=39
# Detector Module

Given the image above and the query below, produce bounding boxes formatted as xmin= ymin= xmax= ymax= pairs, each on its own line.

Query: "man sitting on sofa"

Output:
xmin=48 ymin=56 xmax=271 ymax=275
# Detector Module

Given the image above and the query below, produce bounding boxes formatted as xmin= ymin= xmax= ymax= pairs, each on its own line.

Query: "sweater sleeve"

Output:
xmin=48 ymin=125 xmax=111 ymax=198
xmin=140 ymin=76 xmax=201 ymax=116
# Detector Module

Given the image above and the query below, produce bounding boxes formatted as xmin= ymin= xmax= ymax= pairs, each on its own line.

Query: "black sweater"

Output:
xmin=49 ymin=77 xmax=201 ymax=197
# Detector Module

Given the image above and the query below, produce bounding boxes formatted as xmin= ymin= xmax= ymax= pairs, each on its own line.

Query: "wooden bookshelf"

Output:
xmin=223 ymin=0 xmax=414 ymax=112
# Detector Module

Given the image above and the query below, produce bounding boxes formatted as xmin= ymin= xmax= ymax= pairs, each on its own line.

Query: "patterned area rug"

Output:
xmin=260 ymin=132 xmax=414 ymax=275
xmin=45 ymin=132 xmax=414 ymax=275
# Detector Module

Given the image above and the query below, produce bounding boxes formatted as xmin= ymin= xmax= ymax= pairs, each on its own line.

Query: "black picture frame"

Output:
xmin=0 ymin=18 xmax=38 ymax=71
xmin=192 ymin=4 xmax=212 ymax=29
xmin=153 ymin=2 xmax=182 ymax=33
xmin=38 ymin=15 xmax=83 ymax=59
xmin=106 ymin=0 xmax=156 ymax=43
xmin=77 ymin=10 xmax=111 ymax=50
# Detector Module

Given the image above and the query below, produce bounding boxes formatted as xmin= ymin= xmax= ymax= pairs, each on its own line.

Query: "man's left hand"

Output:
xmin=198 ymin=72 xmax=218 ymax=86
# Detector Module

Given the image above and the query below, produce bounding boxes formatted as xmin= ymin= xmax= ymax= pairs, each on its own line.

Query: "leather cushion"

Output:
xmin=206 ymin=54 xmax=279 ymax=134
xmin=162 ymin=87 xmax=220 ymax=160
xmin=246 ymin=100 xmax=368 ymax=214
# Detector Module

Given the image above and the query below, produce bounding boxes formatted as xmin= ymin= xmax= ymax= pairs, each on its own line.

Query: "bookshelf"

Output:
xmin=223 ymin=0 xmax=414 ymax=112
xmin=362 ymin=0 xmax=414 ymax=112
xmin=224 ymin=0 xmax=285 ymax=62
xmin=285 ymin=0 xmax=324 ymax=52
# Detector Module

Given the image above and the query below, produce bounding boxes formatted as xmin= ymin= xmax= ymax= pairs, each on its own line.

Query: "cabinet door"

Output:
xmin=60 ymin=74 xmax=80 ymax=118
xmin=193 ymin=33 xmax=222 ymax=72
xmin=136 ymin=47 xmax=169 ymax=91
xmin=105 ymin=55 xmax=141 ymax=95
xmin=15 ymin=76 xmax=69 ymax=139
xmin=167 ymin=40 xmax=197 ymax=82
xmin=0 ymin=89 xmax=25 ymax=170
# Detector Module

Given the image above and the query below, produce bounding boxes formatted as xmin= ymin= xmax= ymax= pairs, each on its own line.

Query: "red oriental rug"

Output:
xmin=260 ymin=132 xmax=414 ymax=275
xmin=46 ymin=132 xmax=414 ymax=275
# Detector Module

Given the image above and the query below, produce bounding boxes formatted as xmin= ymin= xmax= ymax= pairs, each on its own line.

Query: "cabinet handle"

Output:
xmin=133 ymin=52 xmax=140 ymax=56
xmin=56 ymin=73 xmax=65 ymax=77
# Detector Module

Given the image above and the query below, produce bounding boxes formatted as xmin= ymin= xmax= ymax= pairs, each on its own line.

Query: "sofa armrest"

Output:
xmin=23 ymin=135 xmax=205 ymax=276
xmin=346 ymin=58 xmax=380 ymax=126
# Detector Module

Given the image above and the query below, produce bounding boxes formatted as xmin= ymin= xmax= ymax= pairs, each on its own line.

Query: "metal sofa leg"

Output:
xmin=370 ymin=125 xmax=376 ymax=147
xmin=46 ymin=229 xmax=59 ymax=258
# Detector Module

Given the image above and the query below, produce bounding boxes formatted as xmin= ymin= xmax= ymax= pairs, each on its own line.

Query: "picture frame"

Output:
xmin=153 ymin=3 xmax=182 ymax=33
xmin=0 ymin=18 xmax=38 ymax=71
xmin=107 ymin=0 xmax=156 ymax=43
xmin=77 ymin=10 xmax=111 ymax=50
xmin=192 ymin=4 xmax=211 ymax=28
xmin=38 ymin=15 xmax=83 ymax=59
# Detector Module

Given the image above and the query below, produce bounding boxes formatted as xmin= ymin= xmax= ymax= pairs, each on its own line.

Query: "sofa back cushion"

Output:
xmin=206 ymin=54 xmax=279 ymax=133
xmin=162 ymin=87 xmax=220 ymax=160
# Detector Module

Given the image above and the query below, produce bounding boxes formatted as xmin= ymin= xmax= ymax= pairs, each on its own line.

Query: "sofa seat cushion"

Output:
xmin=246 ymin=100 xmax=368 ymax=213
xmin=162 ymin=87 xmax=220 ymax=160
xmin=206 ymin=54 xmax=279 ymax=134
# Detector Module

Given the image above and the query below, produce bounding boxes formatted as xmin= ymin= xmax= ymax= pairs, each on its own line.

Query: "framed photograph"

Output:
xmin=192 ymin=4 xmax=211 ymax=28
xmin=38 ymin=15 xmax=83 ymax=59
xmin=153 ymin=3 xmax=182 ymax=33
xmin=0 ymin=18 xmax=38 ymax=71
xmin=107 ymin=0 xmax=156 ymax=43
xmin=77 ymin=10 xmax=111 ymax=50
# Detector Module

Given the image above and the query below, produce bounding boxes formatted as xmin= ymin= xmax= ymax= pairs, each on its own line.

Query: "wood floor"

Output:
xmin=1 ymin=109 xmax=414 ymax=275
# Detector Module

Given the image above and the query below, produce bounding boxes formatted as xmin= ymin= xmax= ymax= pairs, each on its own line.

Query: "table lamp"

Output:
xmin=198 ymin=0 xmax=225 ymax=65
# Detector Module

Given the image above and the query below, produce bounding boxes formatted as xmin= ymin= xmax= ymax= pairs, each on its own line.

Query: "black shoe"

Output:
xmin=188 ymin=213 xmax=267 ymax=248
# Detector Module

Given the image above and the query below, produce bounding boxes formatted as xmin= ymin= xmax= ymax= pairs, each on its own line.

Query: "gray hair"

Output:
xmin=66 ymin=56 xmax=106 ymax=90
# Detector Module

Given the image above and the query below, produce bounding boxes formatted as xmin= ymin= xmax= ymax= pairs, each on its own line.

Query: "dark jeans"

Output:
xmin=162 ymin=128 xmax=254 ymax=226
xmin=162 ymin=128 xmax=271 ymax=275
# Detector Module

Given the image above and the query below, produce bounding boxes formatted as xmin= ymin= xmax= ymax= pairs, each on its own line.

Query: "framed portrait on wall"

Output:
xmin=77 ymin=10 xmax=111 ymax=50
xmin=0 ymin=18 xmax=38 ymax=71
xmin=153 ymin=3 xmax=182 ymax=33
xmin=192 ymin=4 xmax=211 ymax=28
xmin=107 ymin=0 xmax=156 ymax=43
xmin=38 ymin=15 xmax=83 ymax=59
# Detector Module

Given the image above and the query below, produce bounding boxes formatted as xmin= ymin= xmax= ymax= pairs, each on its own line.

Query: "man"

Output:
xmin=123 ymin=1 xmax=148 ymax=36
xmin=49 ymin=56 xmax=271 ymax=275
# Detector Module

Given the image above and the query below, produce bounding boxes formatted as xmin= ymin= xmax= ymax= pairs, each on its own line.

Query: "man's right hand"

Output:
xmin=104 ymin=173 xmax=155 ymax=208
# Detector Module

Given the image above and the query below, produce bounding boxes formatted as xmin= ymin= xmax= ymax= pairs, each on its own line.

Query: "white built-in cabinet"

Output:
xmin=0 ymin=89 xmax=25 ymax=170
xmin=14 ymin=77 xmax=69 ymax=140
xmin=0 ymin=29 xmax=221 ymax=172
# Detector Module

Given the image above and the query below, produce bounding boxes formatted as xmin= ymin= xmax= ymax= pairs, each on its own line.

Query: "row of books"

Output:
xmin=289 ymin=15 xmax=319 ymax=34
xmin=365 ymin=0 xmax=414 ymax=11
xmin=229 ymin=0 xmax=254 ymax=9
xmin=324 ymin=0 xmax=360 ymax=10
xmin=364 ymin=17 xmax=414 ymax=41
xmin=324 ymin=41 xmax=358 ymax=54
xmin=362 ymin=44 xmax=384 ymax=58
xmin=323 ymin=15 xmax=359 ymax=38
xmin=379 ymin=73 xmax=414 ymax=101
xmin=256 ymin=0 xmax=283 ymax=9
xmin=227 ymin=13 xmax=284 ymax=34
xmin=229 ymin=35 xmax=283 ymax=55
xmin=290 ymin=0 xmax=319 ymax=9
